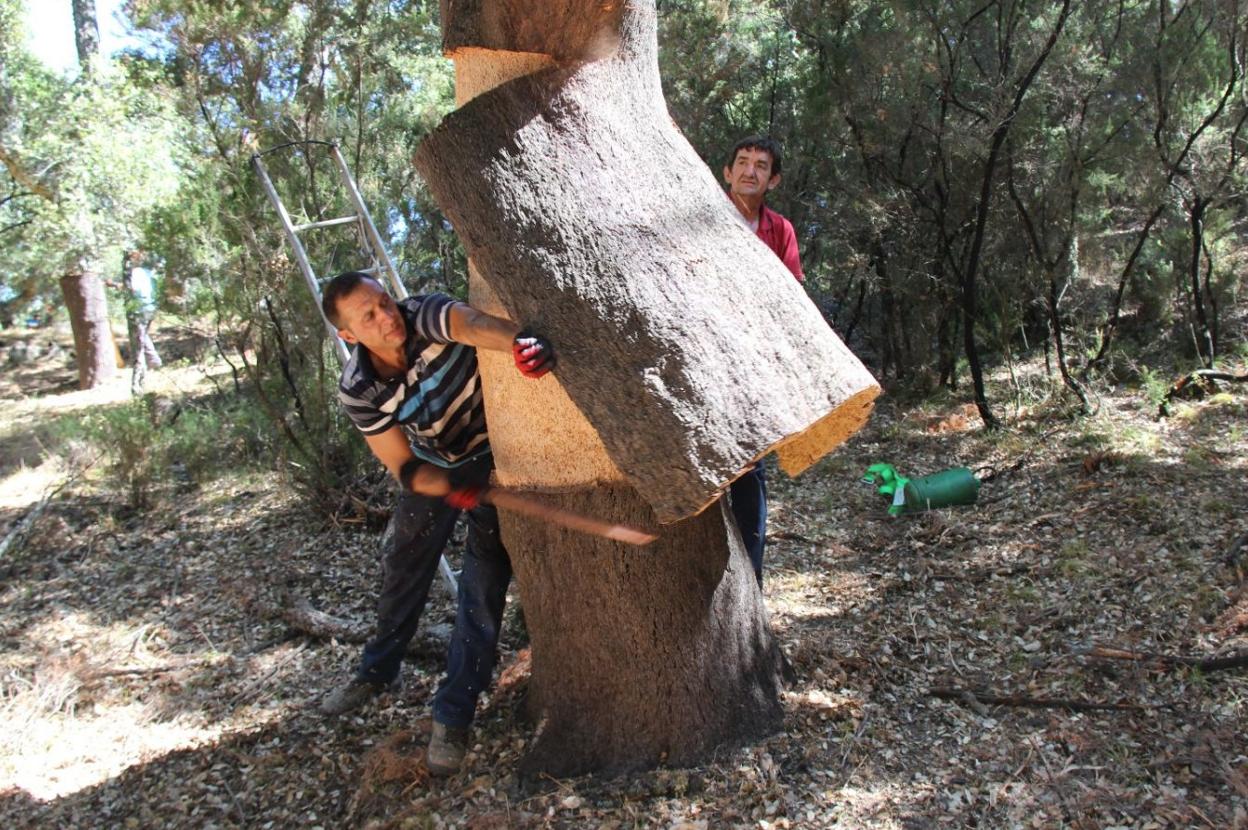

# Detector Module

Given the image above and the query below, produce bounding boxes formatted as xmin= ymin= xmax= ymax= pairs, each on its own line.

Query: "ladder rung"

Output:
xmin=293 ymin=215 xmax=360 ymax=233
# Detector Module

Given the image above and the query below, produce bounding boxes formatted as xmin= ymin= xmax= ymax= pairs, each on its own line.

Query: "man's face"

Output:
xmin=723 ymin=147 xmax=780 ymax=199
xmin=334 ymin=279 xmax=406 ymax=354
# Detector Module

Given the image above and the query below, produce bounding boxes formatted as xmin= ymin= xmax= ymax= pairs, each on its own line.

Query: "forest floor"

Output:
xmin=0 ymin=322 xmax=1246 ymax=829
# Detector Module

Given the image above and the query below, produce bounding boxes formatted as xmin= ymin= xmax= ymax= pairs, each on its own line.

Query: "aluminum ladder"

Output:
xmin=252 ymin=140 xmax=458 ymax=595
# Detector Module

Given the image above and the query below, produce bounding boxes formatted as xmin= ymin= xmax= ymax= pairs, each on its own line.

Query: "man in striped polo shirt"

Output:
xmin=723 ymin=135 xmax=805 ymax=587
xmin=317 ymin=271 xmax=554 ymax=777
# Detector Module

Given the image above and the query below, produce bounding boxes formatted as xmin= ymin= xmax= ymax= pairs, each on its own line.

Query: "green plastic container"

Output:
xmin=900 ymin=467 xmax=980 ymax=513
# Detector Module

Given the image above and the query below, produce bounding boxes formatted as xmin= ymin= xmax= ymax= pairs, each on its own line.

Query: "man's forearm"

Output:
xmin=448 ymin=304 xmax=520 ymax=352
xmin=363 ymin=427 xmax=449 ymax=496
xmin=398 ymin=457 xmax=451 ymax=496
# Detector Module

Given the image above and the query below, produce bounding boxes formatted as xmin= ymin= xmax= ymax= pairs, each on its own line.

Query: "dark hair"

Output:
xmin=321 ymin=271 xmax=381 ymax=328
xmin=727 ymin=135 xmax=783 ymax=177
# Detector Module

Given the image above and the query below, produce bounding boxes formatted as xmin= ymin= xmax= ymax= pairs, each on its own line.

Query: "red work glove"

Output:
xmin=443 ymin=462 xmax=491 ymax=510
xmin=512 ymin=330 xmax=556 ymax=379
xmin=444 ymin=486 xmax=484 ymax=510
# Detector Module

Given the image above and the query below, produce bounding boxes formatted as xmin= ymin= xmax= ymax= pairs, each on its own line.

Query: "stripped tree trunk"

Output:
xmin=64 ymin=0 xmax=119 ymax=388
xmin=418 ymin=0 xmax=877 ymax=777
xmin=59 ymin=268 xmax=118 ymax=389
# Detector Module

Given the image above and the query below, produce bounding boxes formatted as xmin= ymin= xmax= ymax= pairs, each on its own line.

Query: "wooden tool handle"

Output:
xmin=482 ymin=487 xmax=657 ymax=546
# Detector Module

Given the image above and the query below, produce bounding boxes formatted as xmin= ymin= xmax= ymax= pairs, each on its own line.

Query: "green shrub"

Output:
xmin=67 ymin=393 xmax=276 ymax=508
xmin=1139 ymin=367 xmax=1169 ymax=411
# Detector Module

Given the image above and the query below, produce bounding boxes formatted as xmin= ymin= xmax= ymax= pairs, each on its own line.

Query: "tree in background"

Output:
xmin=0 ymin=0 xmax=185 ymax=388
xmin=128 ymin=0 xmax=458 ymax=513
xmin=1090 ymin=0 xmax=1248 ymax=370
xmin=662 ymin=0 xmax=1244 ymax=417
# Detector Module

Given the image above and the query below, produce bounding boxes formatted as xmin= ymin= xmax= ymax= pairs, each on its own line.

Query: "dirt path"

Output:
xmin=1 ymin=339 xmax=1245 ymax=828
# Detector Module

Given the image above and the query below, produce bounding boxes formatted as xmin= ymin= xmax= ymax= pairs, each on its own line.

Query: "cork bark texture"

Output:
xmin=59 ymin=270 xmax=119 ymax=390
xmin=457 ymin=48 xmax=627 ymax=490
xmin=500 ymin=487 xmax=784 ymax=778
xmin=436 ymin=0 xmax=791 ymax=780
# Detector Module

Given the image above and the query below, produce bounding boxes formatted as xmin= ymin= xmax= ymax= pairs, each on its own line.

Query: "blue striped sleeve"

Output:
xmin=338 ymin=385 xmax=393 ymax=434
xmin=406 ymin=293 xmax=457 ymax=343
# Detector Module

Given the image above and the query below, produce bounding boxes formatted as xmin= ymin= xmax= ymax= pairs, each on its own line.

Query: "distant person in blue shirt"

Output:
xmin=121 ymin=250 xmax=163 ymax=392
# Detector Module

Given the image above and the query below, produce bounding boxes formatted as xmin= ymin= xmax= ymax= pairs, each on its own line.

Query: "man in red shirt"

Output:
xmin=724 ymin=135 xmax=804 ymax=283
xmin=723 ymin=135 xmax=805 ymax=586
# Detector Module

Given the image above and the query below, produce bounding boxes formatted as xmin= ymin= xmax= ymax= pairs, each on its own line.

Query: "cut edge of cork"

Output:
xmin=774 ymin=385 xmax=882 ymax=477
xmin=657 ymin=384 xmax=883 ymax=525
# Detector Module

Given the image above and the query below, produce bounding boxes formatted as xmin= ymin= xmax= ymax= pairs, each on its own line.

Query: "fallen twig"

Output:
xmin=282 ymin=596 xmax=370 ymax=643
xmin=929 ymin=686 xmax=1150 ymax=712
xmin=239 ymin=588 xmax=449 ymax=656
xmin=0 ymin=495 xmax=52 ymax=560
xmin=0 ymin=456 xmax=98 ymax=561
xmin=770 ymin=530 xmax=822 ymax=546
xmin=1159 ymin=368 xmax=1248 ymax=416
xmin=1027 ymin=735 xmax=1089 ymax=830
xmin=86 ymin=662 xmax=210 ymax=680
xmin=976 ymin=426 xmax=1062 ymax=484
xmin=227 ymin=642 xmax=308 ymax=707
xmin=928 ymin=564 xmax=1032 ymax=583
xmin=1082 ymin=643 xmax=1248 ymax=674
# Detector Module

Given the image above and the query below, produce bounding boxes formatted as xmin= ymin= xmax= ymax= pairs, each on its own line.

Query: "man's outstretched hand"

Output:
xmin=512 ymin=331 xmax=556 ymax=379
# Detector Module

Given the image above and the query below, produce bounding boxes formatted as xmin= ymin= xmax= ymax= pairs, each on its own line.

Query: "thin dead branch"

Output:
xmin=82 ymin=657 xmax=227 ymax=682
xmin=929 ymin=686 xmax=1152 ymax=712
xmin=0 ymin=495 xmax=54 ymax=560
xmin=239 ymin=589 xmax=449 ymax=656
xmin=1082 ymin=644 xmax=1248 ymax=674
xmin=281 ymin=596 xmax=370 ymax=644
xmin=976 ymin=427 xmax=1062 ymax=484
xmin=928 ymin=564 xmax=1032 ymax=583
xmin=0 ymin=460 xmax=96 ymax=560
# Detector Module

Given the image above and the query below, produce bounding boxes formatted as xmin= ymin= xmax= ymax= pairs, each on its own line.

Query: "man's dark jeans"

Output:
xmin=431 ymin=506 xmax=511 ymax=729
xmin=357 ymin=456 xmax=511 ymax=730
xmin=729 ymin=462 xmax=767 ymax=586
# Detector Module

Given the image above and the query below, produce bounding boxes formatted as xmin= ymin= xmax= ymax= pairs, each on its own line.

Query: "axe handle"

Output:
xmin=481 ymin=487 xmax=657 ymax=546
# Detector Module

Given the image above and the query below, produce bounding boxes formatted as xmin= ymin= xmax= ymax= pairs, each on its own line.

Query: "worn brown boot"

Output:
xmin=318 ymin=675 xmax=401 ymax=716
xmin=426 ymin=721 xmax=469 ymax=776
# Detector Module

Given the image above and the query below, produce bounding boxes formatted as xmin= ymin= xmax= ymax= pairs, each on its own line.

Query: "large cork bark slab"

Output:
xmin=458 ymin=49 xmax=626 ymax=491
xmin=418 ymin=1 xmax=879 ymax=523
